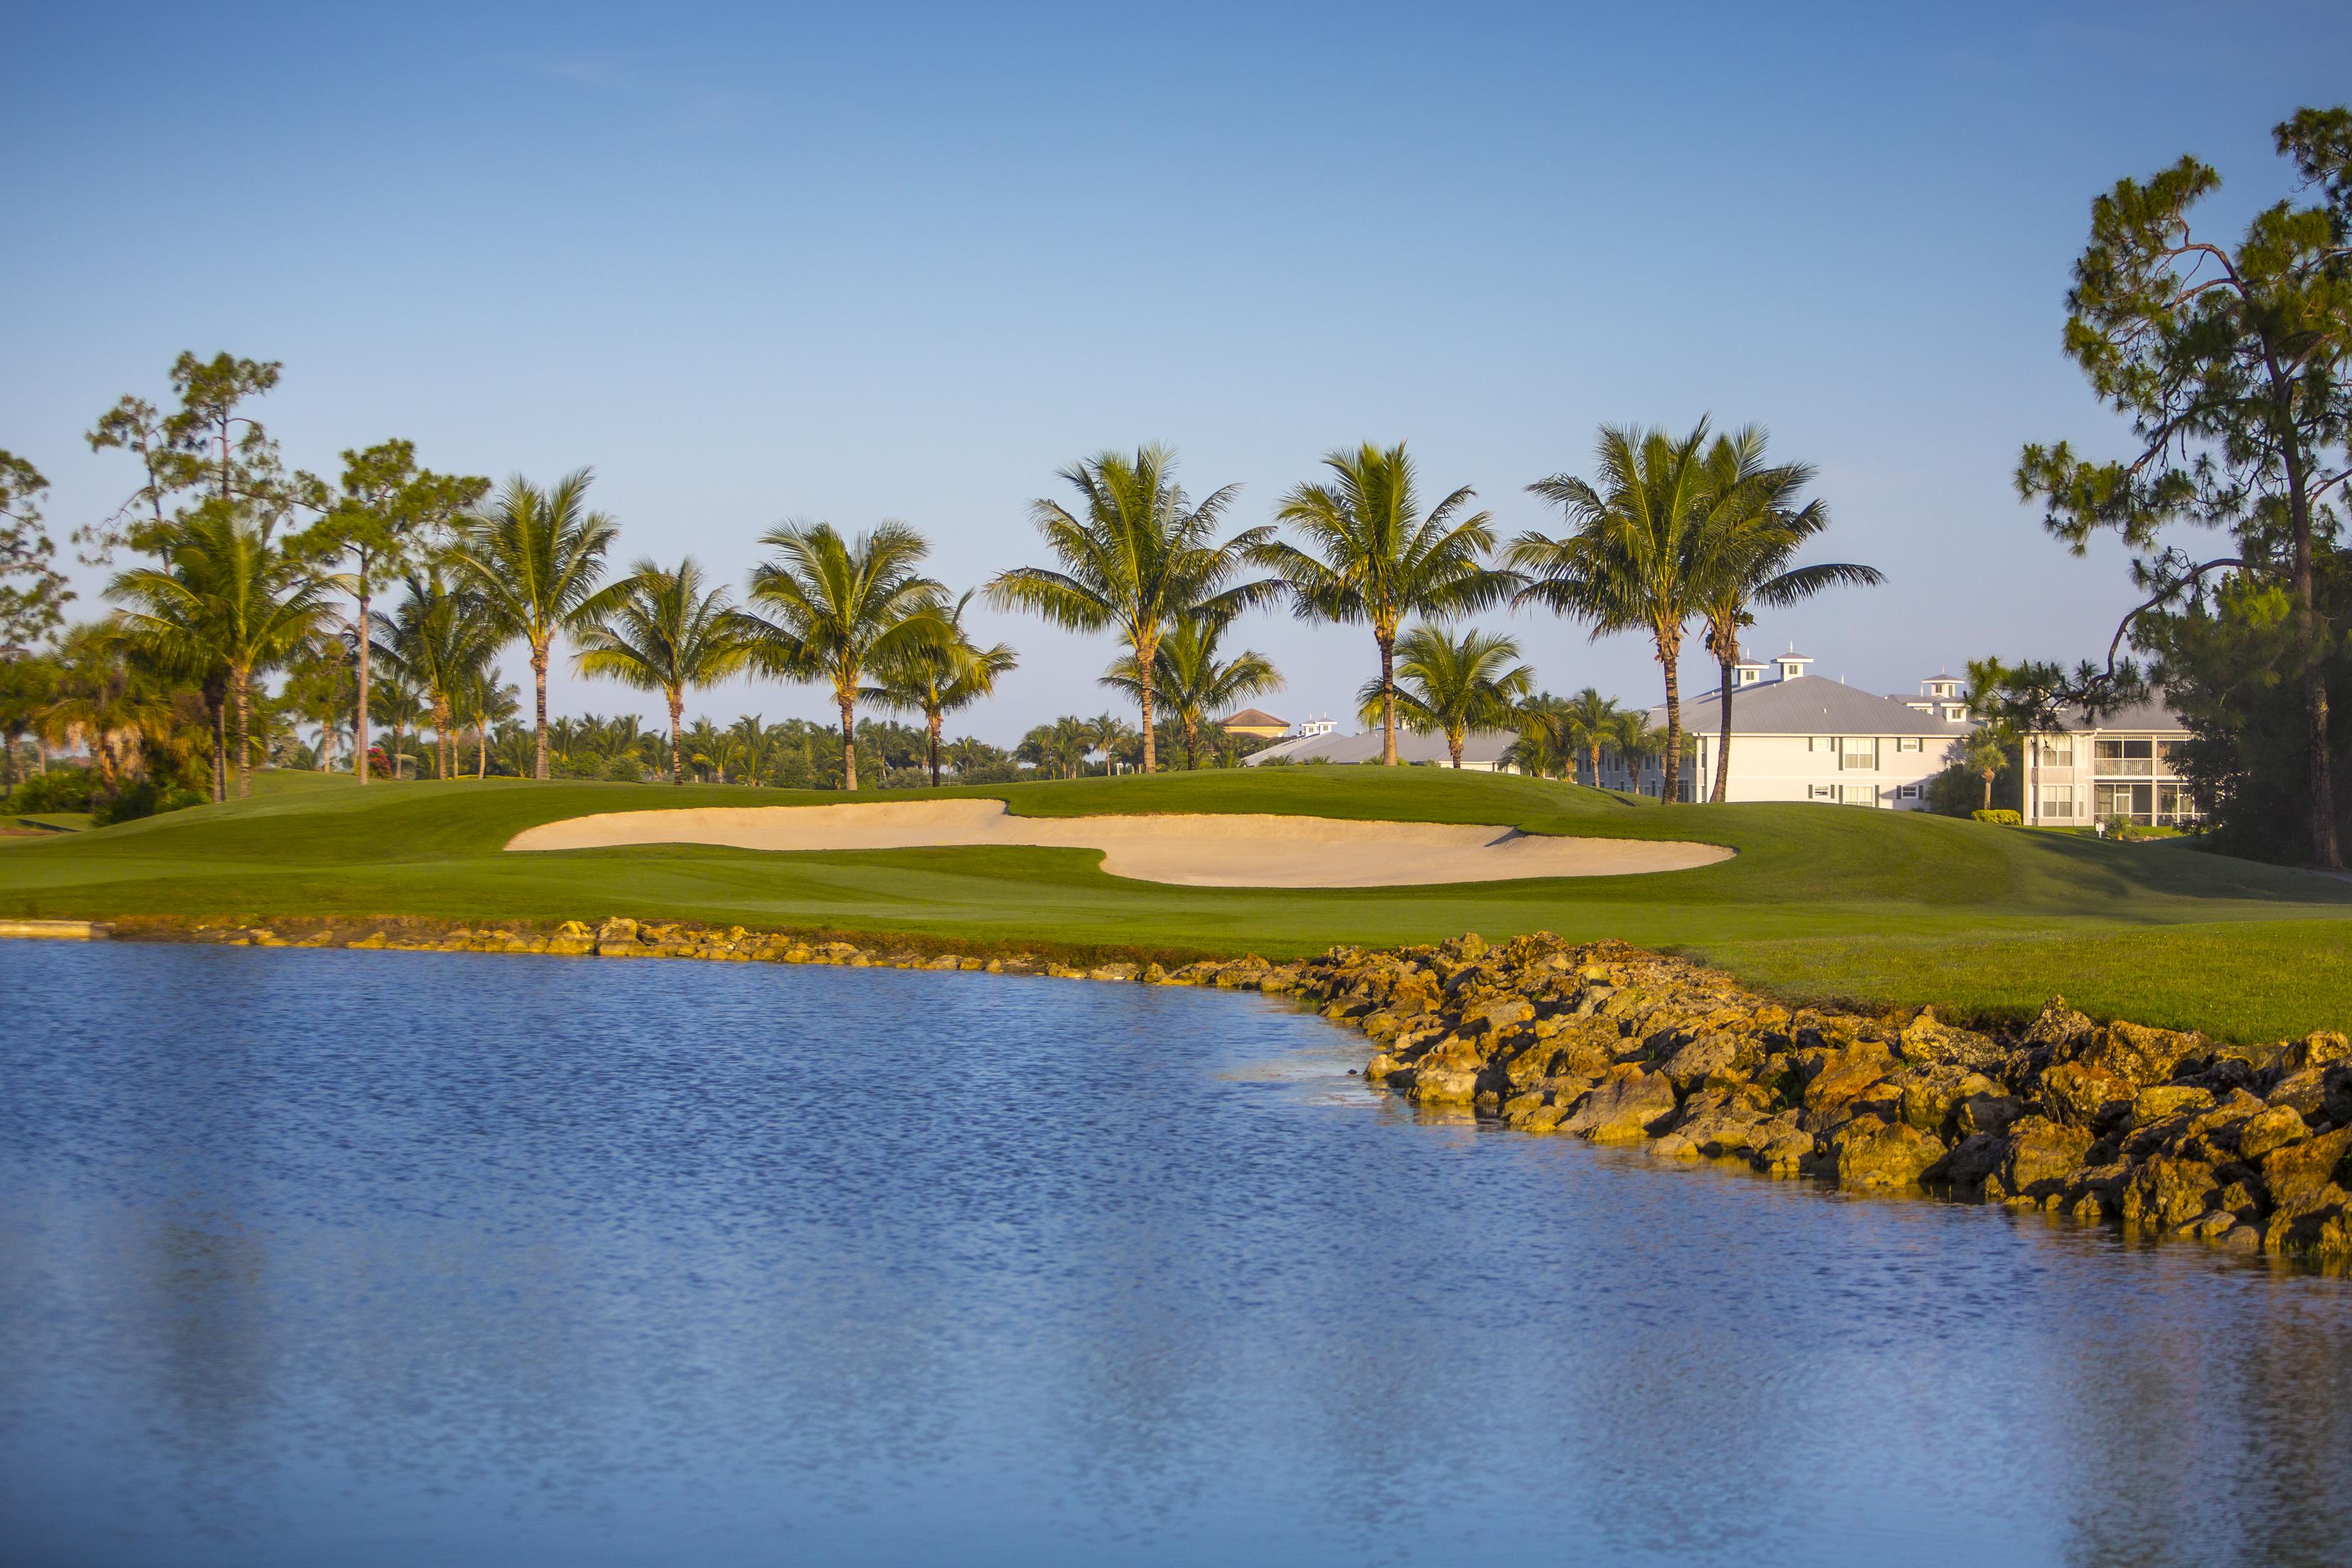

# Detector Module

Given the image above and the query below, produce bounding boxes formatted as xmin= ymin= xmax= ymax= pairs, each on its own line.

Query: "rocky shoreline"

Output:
xmin=53 ymin=915 xmax=2352 ymax=1269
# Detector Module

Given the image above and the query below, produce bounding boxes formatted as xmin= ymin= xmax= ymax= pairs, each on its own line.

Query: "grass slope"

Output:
xmin=1 ymin=765 xmax=2346 ymax=1039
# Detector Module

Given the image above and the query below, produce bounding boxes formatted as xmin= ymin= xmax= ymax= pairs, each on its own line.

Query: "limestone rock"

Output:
xmin=1563 ymin=1071 xmax=1678 ymax=1143
xmin=2000 ymin=1116 xmax=2095 ymax=1199
xmin=2038 ymin=1061 xmax=2135 ymax=1128
xmin=2130 ymin=1085 xmax=2214 ymax=1127
xmin=2120 ymin=1155 xmax=2220 ymax=1230
xmin=2236 ymin=1104 xmax=2310 ymax=1162
xmin=2284 ymin=1030 xmax=2351 ymax=1070
xmin=2260 ymin=1126 xmax=2352 ymax=1210
xmin=1827 ymin=1116 xmax=1945 ymax=1189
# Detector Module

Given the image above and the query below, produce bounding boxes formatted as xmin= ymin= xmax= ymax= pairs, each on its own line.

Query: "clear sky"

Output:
xmin=6 ymin=1 xmax=2348 ymax=740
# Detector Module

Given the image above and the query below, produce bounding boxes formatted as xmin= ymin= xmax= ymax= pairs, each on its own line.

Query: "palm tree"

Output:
xmin=1264 ymin=443 xmax=1518 ymax=765
xmin=109 ymin=507 xmax=331 ymax=798
xmin=1957 ymin=726 xmax=2009 ymax=812
xmin=368 ymin=663 xmax=426 ymax=780
xmin=867 ymin=590 xmax=1018 ymax=786
xmin=1685 ymin=428 xmax=1882 ymax=801
xmin=453 ymin=470 xmax=619 ymax=780
xmin=1100 ymin=615 xmax=1281 ymax=771
xmin=1359 ymin=624 xmax=1532 ymax=770
xmin=573 ymin=557 xmax=751 ymax=785
xmin=989 ymin=445 xmax=1275 ymax=773
xmin=726 ymin=713 xmax=781 ymax=787
xmin=1559 ymin=687 xmax=1622 ymax=787
xmin=38 ymin=622 xmax=175 ymax=795
xmin=1512 ymin=423 xmax=1715 ymax=804
xmin=455 ymin=674 xmax=520 ymax=778
xmin=375 ymin=568 xmax=502 ymax=781
xmin=1503 ymin=693 xmax=1574 ymax=780
xmin=738 ymin=522 xmax=946 ymax=790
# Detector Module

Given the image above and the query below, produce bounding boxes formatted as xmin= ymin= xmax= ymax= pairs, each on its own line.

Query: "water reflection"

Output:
xmin=0 ymin=941 xmax=2347 ymax=1566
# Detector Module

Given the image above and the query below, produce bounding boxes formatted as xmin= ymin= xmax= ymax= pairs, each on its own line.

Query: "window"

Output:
xmin=1840 ymin=738 xmax=1878 ymax=770
xmin=1809 ymin=784 xmax=1836 ymax=800
xmin=2035 ymin=737 xmax=2074 ymax=767
xmin=2096 ymin=782 xmax=2154 ymax=822
xmin=2038 ymin=785 xmax=2075 ymax=820
xmin=2095 ymin=738 xmax=2154 ymax=775
xmin=1838 ymin=783 xmax=1879 ymax=807
xmin=2157 ymin=739 xmax=2189 ymax=773
xmin=1897 ymin=783 xmax=1921 ymax=799
xmin=1893 ymin=737 xmax=1923 ymax=753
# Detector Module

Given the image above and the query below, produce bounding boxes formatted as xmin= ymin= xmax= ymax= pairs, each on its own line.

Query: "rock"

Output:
xmin=2130 ymin=1085 xmax=2214 ymax=1126
xmin=1799 ymin=1041 xmax=1895 ymax=1129
xmin=2038 ymin=1062 xmax=2135 ymax=1128
xmin=2266 ymin=1067 xmax=2333 ymax=1117
xmin=2260 ymin=1126 xmax=2352 ymax=1210
xmin=1826 ymin=1116 xmax=1945 ymax=1189
xmin=2284 ymin=1030 xmax=2351 ymax=1070
xmin=1999 ymin=1116 xmax=2095 ymax=1199
xmin=1754 ymin=1130 xmax=1815 ymax=1172
xmin=1894 ymin=1066 xmax=1997 ymax=1134
xmin=595 ymin=917 xmax=639 ymax=947
xmin=2236 ymin=1105 xmax=2310 ymax=1162
xmin=2120 ymin=1155 xmax=2220 ymax=1230
xmin=1657 ymin=1032 xmax=1740 ymax=1089
xmin=1956 ymin=1093 xmax=2024 ymax=1138
xmin=1562 ymin=1071 xmax=1678 ymax=1143
xmin=1088 ymin=962 xmax=1140 ymax=982
xmin=2263 ymin=1190 xmax=2351 ymax=1255
xmin=1934 ymin=1132 xmax=2008 ymax=1188
xmin=2021 ymin=997 xmax=2098 ymax=1054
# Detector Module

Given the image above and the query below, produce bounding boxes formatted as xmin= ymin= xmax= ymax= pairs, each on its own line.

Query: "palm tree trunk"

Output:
xmin=1587 ymin=743 xmax=1600 ymax=788
xmin=478 ymin=728 xmax=487 ymax=780
xmin=1184 ymin=718 xmax=1200 ymax=771
xmin=839 ymin=696 xmax=857 ymax=790
xmin=531 ymin=639 xmax=550 ymax=780
xmin=669 ymin=692 xmax=686 ymax=783
xmin=1136 ymin=640 xmax=1157 ymax=774
xmin=234 ymin=671 xmax=252 ymax=798
xmin=1449 ymin=729 xmax=1464 ymax=770
xmin=928 ymin=708 xmax=943 ymax=788
xmin=1658 ymin=626 xmax=1683 ymax=804
xmin=1711 ymin=642 xmax=1735 ymax=804
xmin=1983 ymin=770 xmax=1994 ymax=811
xmin=1378 ymin=632 xmax=1398 ymax=765
xmin=354 ymin=577 xmax=371 ymax=786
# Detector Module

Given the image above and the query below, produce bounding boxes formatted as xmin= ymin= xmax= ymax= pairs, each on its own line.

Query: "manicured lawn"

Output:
xmin=1 ymin=765 xmax=2347 ymax=1040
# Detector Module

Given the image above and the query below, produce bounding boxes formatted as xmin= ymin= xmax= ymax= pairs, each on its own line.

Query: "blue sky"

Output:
xmin=6 ymin=1 xmax=2348 ymax=738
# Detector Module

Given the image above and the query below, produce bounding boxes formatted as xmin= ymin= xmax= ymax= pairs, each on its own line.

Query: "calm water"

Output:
xmin=2 ymin=943 xmax=2349 ymax=1567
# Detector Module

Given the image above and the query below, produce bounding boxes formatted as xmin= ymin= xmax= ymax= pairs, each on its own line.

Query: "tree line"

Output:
xmin=1 ymin=370 xmax=1878 ymax=814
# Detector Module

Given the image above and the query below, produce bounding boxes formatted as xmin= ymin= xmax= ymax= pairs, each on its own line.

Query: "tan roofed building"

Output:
xmin=1217 ymin=708 xmax=1290 ymax=741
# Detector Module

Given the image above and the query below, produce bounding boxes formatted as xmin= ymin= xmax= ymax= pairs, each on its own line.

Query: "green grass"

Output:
xmin=1 ymin=765 xmax=2347 ymax=1041
xmin=4 ymin=813 xmax=93 ymax=835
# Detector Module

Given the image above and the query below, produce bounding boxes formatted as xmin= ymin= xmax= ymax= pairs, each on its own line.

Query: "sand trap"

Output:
xmin=505 ymin=799 xmax=1732 ymax=888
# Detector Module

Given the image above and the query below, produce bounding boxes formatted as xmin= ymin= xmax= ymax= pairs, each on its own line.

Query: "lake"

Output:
xmin=2 ymin=940 xmax=2348 ymax=1566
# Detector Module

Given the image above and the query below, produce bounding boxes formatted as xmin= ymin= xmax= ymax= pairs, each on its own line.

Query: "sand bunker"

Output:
xmin=505 ymin=799 xmax=1732 ymax=888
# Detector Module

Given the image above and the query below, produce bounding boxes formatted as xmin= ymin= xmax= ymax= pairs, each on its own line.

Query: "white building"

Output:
xmin=2021 ymin=694 xmax=2201 ymax=827
xmin=1604 ymin=651 xmax=1971 ymax=808
xmin=1244 ymin=725 xmax=1520 ymax=770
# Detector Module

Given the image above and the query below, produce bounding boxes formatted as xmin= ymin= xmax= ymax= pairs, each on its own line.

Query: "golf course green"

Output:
xmin=4 ymin=765 xmax=2348 ymax=1041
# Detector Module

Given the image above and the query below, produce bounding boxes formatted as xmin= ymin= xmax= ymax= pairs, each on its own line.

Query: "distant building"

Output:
xmin=1215 ymin=707 xmax=1291 ymax=741
xmin=2019 ymin=693 xmax=2201 ymax=828
xmin=1614 ymin=651 xmax=1970 ymax=808
xmin=1244 ymin=726 xmax=1520 ymax=771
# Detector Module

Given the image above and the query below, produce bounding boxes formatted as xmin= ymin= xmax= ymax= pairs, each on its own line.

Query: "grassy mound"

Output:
xmin=1 ymin=765 xmax=2346 ymax=1038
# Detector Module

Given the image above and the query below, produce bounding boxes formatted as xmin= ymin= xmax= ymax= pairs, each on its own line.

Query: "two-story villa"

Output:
xmin=1604 ymin=651 xmax=1973 ymax=806
xmin=2019 ymin=694 xmax=2201 ymax=827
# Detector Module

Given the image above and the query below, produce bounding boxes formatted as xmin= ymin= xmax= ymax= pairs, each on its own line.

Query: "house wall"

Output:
xmin=2022 ymin=728 xmax=2200 ymax=827
xmin=1597 ymin=732 xmax=1949 ymax=807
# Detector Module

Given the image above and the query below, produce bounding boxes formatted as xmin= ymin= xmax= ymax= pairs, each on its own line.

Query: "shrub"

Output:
xmin=4 ymin=768 xmax=96 ymax=815
xmin=92 ymin=778 xmax=204 ymax=826
xmin=1972 ymin=808 xmax=2023 ymax=825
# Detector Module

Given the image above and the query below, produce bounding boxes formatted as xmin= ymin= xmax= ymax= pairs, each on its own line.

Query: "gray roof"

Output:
xmin=2044 ymin=693 xmax=2189 ymax=734
xmin=1244 ymin=727 xmax=1517 ymax=766
xmin=1661 ymin=676 xmax=1971 ymax=738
